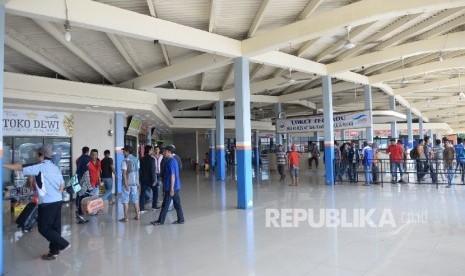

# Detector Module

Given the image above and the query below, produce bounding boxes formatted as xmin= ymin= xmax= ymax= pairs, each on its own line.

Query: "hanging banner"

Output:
xmin=276 ymin=110 xmax=371 ymax=134
xmin=126 ymin=116 xmax=142 ymax=137
xmin=3 ymin=109 xmax=74 ymax=137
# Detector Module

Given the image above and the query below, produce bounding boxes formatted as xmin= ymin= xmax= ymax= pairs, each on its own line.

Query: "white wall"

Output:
xmin=71 ymin=111 xmax=115 ymax=173
xmin=172 ymin=132 xmax=209 ymax=164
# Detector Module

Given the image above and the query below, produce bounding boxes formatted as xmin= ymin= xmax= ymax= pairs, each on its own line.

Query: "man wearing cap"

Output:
xmin=3 ymin=146 xmax=71 ymax=260
xmin=120 ymin=146 xmax=141 ymax=222
xmin=151 ymin=145 xmax=185 ymax=225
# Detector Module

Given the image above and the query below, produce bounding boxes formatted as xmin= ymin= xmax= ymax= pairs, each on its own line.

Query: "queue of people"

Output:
xmin=276 ymin=137 xmax=464 ymax=187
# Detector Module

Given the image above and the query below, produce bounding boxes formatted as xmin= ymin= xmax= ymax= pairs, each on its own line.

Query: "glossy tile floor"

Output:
xmin=4 ymin=165 xmax=465 ymax=276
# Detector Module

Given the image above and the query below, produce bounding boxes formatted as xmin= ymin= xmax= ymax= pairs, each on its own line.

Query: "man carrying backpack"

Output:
xmin=455 ymin=138 xmax=465 ymax=183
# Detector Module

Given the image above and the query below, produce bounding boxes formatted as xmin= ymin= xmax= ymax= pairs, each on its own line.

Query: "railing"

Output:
xmin=333 ymin=158 xmax=465 ymax=189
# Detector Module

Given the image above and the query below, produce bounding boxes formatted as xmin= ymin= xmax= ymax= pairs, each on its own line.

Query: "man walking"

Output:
xmin=276 ymin=145 xmax=286 ymax=181
xmin=139 ymin=145 xmax=156 ymax=213
xmin=151 ymin=145 xmax=185 ymax=225
xmin=287 ymin=144 xmax=300 ymax=186
xmin=455 ymin=137 xmax=465 ymax=183
xmin=120 ymin=146 xmax=140 ymax=222
xmin=151 ymin=146 xmax=163 ymax=210
xmin=4 ymin=146 xmax=70 ymax=260
xmin=444 ymin=139 xmax=455 ymax=188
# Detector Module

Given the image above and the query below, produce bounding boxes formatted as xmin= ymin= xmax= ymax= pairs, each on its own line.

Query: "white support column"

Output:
xmin=390 ymin=96 xmax=397 ymax=139
xmin=322 ymin=75 xmax=335 ymax=185
xmin=419 ymin=117 xmax=424 ymax=139
xmin=275 ymin=103 xmax=283 ymax=145
xmin=364 ymin=85 xmax=373 ymax=144
xmin=407 ymin=109 xmax=414 ymax=149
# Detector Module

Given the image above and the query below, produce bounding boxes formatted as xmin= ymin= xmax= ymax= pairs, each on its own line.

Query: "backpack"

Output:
xmin=409 ymin=148 xmax=419 ymax=160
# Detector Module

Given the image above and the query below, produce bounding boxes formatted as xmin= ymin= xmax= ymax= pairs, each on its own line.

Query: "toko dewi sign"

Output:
xmin=276 ymin=110 xmax=371 ymax=134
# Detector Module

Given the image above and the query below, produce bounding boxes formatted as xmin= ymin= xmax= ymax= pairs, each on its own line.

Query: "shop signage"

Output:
xmin=3 ymin=109 xmax=73 ymax=137
xmin=126 ymin=116 xmax=142 ymax=137
xmin=276 ymin=110 xmax=371 ymax=134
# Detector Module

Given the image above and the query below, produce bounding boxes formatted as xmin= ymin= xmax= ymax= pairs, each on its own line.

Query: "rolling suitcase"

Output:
xmin=15 ymin=202 xmax=39 ymax=231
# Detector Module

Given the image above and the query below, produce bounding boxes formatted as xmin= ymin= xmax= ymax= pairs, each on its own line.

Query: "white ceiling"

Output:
xmin=4 ymin=0 xmax=465 ymax=133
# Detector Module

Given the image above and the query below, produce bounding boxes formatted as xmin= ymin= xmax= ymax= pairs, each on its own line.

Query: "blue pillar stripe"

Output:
xmin=216 ymin=149 xmax=225 ymax=180
xmin=407 ymin=109 xmax=413 ymax=148
xmin=210 ymin=129 xmax=215 ymax=169
xmin=324 ymin=145 xmax=335 ymax=185
xmin=114 ymin=113 xmax=125 ymax=195
xmin=237 ymin=149 xmax=253 ymax=209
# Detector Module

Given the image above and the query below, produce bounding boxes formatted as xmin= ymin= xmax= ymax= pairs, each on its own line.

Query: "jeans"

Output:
xmin=277 ymin=164 xmax=285 ymax=180
xmin=157 ymin=190 xmax=184 ymax=224
xmin=38 ymin=201 xmax=69 ymax=255
xmin=101 ymin=177 xmax=113 ymax=202
xmin=417 ymin=160 xmax=427 ymax=181
xmin=390 ymin=162 xmax=404 ymax=181
xmin=139 ymin=182 xmax=151 ymax=211
xmin=457 ymin=162 xmax=465 ymax=182
xmin=150 ymin=184 xmax=160 ymax=208
xmin=92 ymin=186 xmax=100 ymax=197
xmin=348 ymin=163 xmax=357 ymax=182
xmin=372 ymin=166 xmax=379 ymax=183
xmin=446 ymin=164 xmax=455 ymax=184
xmin=364 ymin=165 xmax=372 ymax=184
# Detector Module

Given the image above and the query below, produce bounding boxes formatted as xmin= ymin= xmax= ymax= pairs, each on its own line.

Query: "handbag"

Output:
xmin=68 ymin=174 xmax=81 ymax=194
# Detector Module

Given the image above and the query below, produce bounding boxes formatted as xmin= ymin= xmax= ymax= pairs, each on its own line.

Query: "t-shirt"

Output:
xmin=433 ymin=145 xmax=444 ymax=161
xmin=163 ymin=157 xmax=181 ymax=191
xmin=362 ymin=146 xmax=373 ymax=166
xmin=122 ymin=154 xmax=139 ymax=186
xmin=101 ymin=157 xmax=114 ymax=178
xmin=386 ymin=144 xmax=403 ymax=163
xmin=288 ymin=151 xmax=300 ymax=168
xmin=455 ymin=144 xmax=465 ymax=163
xmin=444 ymin=147 xmax=455 ymax=166
xmin=23 ymin=160 xmax=64 ymax=204
xmin=276 ymin=151 xmax=286 ymax=165
xmin=88 ymin=159 xmax=101 ymax=187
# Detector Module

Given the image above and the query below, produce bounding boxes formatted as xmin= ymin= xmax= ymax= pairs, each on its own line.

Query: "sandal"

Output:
xmin=119 ymin=218 xmax=128 ymax=222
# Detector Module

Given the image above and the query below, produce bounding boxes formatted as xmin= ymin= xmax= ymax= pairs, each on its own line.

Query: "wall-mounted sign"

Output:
xmin=3 ymin=109 xmax=73 ymax=137
xmin=276 ymin=110 xmax=371 ymax=134
xmin=126 ymin=116 xmax=142 ymax=137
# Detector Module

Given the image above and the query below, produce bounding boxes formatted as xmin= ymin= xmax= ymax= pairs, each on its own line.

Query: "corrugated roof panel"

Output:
xmin=201 ymin=64 xmax=233 ymax=91
xmin=152 ymin=0 xmax=210 ymax=30
xmin=213 ymin=0 xmax=262 ymax=39
xmin=4 ymin=45 xmax=56 ymax=77
xmin=96 ymin=0 xmax=151 ymax=16
xmin=256 ymin=0 xmax=309 ymax=36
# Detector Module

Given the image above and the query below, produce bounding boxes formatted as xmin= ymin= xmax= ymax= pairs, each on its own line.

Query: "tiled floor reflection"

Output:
xmin=4 ymin=166 xmax=465 ymax=275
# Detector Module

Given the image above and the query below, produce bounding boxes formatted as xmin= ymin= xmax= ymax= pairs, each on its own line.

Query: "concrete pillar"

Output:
xmin=254 ymin=130 xmax=260 ymax=167
xmin=341 ymin=130 xmax=346 ymax=142
xmin=322 ymin=75 xmax=335 ymax=185
xmin=390 ymin=96 xmax=397 ymax=138
xmin=364 ymin=85 xmax=373 ymax=144
xmin=234 ymin=57 xmax=253 ymax=209
xmin=419 ymin=117 xmax=424 ymax=139
xmin=209 ymin=129 xmax=215 ymax=169
xmin=275 ymin=103 xmax=283 ymax=145
xmin=114 ymin=112 xmax=125 ymax=196
xmin=215 ymin=101 xmax=226 ymax=180
xmin=0 ymin=5 xmax=5 ymax=274
xmin=407 ymin=109 xmax=413 ymax=149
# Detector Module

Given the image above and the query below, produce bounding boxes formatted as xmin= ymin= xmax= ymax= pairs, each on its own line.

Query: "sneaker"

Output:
xmin=172 ymin=220 xmax=184 ymax=225
xmin=152 ymin=207 xmax=160 ymax=211
xmin=446 ymin=184 xmax=452 ymax=188
xmin=398 ymin=180 xmax=405 ymax=184
xmin=41 ymin=253 xmax=57 ymax=260
xmin=150 ymin=221 xmax=163 ymax=226
xmin=140 ymin=210 xmax=147 ymax=214
xmin=391 ymin=180 xmax=396 ymax=184
xmin=362 ymin=184 xmax=371 ymax=186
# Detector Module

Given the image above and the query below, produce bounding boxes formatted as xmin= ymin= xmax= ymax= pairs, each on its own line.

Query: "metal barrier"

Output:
xmin=333 ymin=158 xmax=465 ymax=189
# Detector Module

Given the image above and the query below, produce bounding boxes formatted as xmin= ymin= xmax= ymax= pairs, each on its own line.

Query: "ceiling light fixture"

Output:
xmin=64 ymin=0 xmax=71 ymax=42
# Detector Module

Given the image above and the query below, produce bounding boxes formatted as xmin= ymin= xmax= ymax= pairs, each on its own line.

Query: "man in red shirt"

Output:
xmin=88 ymin=149 xmax=102 ymax=197
xmin=287 ymin=144 xmax=301 ymax=186
xmin=386 ymin=138 xmax=404 ymax=183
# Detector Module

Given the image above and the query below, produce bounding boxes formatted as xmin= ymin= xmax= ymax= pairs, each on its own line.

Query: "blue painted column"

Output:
xmin=209 ymin=129 xmax=215 ymax=170
xmin=234 ymin=57 xmax=253 ymax=209
xmin=254 ymin=130 xmax=260 ymax=167
xmin=364 ymin=85 xmax=373 ymax=144
xmin=407 ymin=109 xmax=413 ymax=149
xmin=114 ymin=112 xmax=125 ymax=195
xmin=390 ymin=96 xmax=397 ymax=138
xmin=322 ymin=76 xmax=335 ymax=185
xmin=216 ymin=101 xmax=226 ymax=180
xmin=419 ymin=117 xmax=424 ymax=139
xmin=275 ymin=103 xmax=283 ymax=145
xmin=0 ymin=5 xmax=5 ymax=274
